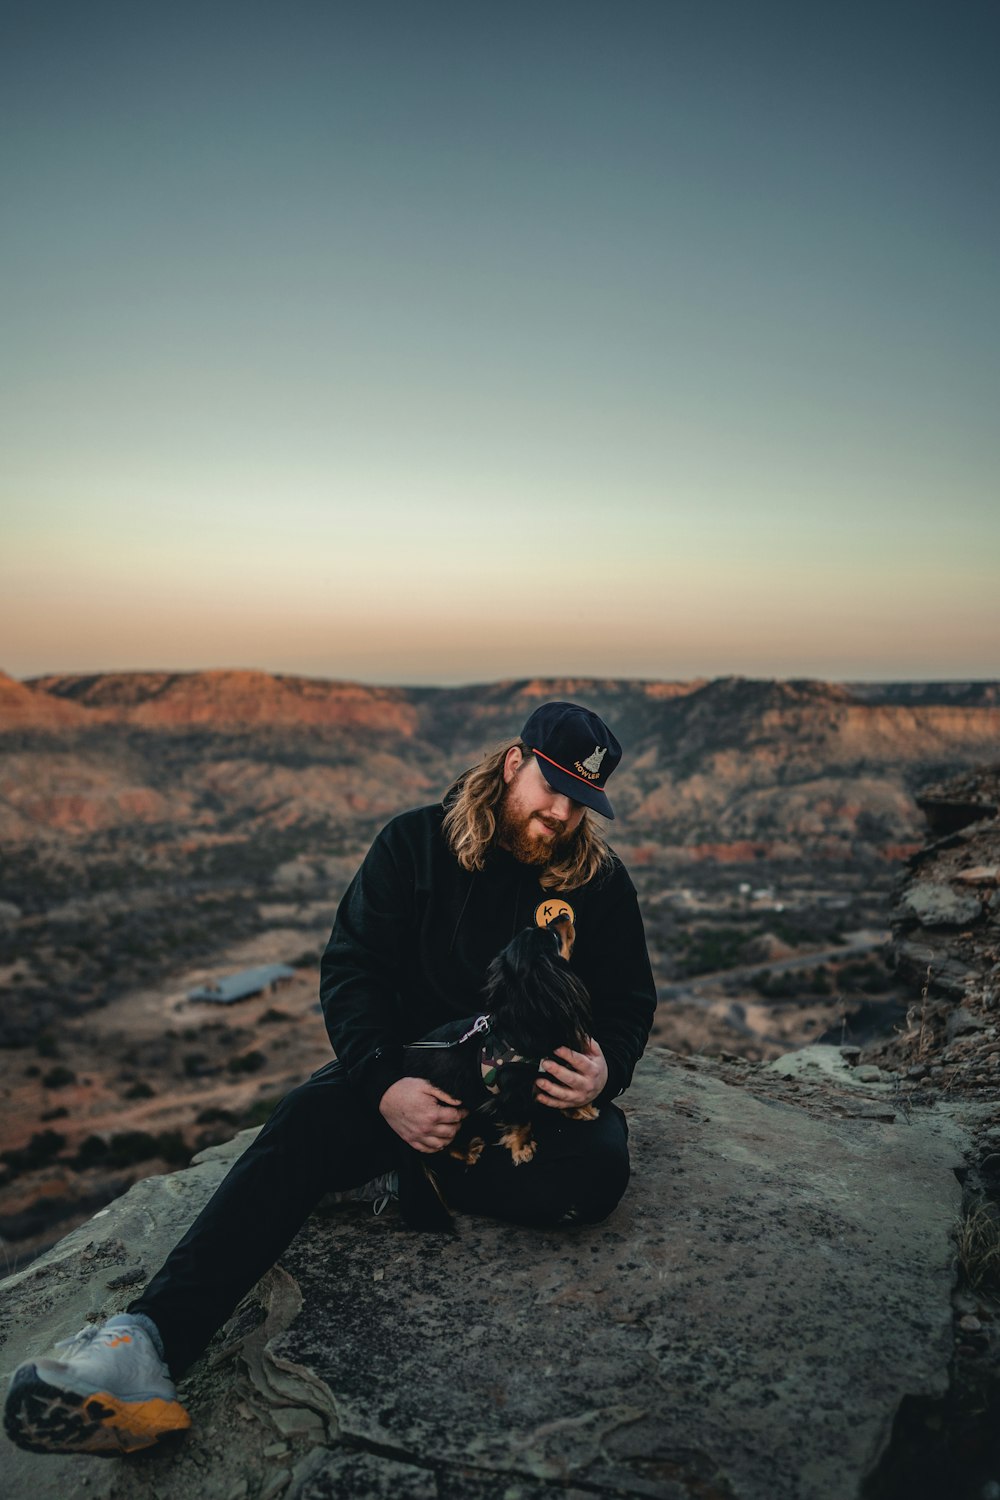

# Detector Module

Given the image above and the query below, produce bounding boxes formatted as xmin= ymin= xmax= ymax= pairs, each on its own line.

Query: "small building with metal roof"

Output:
xmin=187 ymin=963 xmax=297 ymax=1005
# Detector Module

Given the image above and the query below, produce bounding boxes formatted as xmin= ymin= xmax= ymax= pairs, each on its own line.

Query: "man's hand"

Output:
xmin=535 ymin=1036 xmax=608 ymax=1109
xmin=378 ymin=1076 xmax=468 ymax=1153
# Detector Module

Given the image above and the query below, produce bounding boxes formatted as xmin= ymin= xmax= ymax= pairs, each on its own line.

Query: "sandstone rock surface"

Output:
xmin=0 ymin=1048 xmax=976 ymax=1500
xmin=899 ymin=883 xmax=983 ymax=928
xmin=874 ymin=762 xmax=1000 ymax=1096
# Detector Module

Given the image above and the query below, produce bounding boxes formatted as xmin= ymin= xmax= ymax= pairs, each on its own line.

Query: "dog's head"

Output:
xmin=548 ymin=912 xmax=575 ymax=962
xmin=483 ymin=916 xmax=592 ymax=1055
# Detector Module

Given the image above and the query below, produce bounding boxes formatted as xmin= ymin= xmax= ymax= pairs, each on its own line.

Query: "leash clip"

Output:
xmin=457 ymin=1013 xmax=491 ymax=1045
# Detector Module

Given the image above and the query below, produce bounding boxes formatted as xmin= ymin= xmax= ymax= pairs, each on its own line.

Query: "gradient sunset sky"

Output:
xmin=2 ymin=1 xmax=997 ymax=685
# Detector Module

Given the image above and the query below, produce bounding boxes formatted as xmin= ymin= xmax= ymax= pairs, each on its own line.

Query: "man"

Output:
xmin=5 ymin=701 xmax=656 ymax=1457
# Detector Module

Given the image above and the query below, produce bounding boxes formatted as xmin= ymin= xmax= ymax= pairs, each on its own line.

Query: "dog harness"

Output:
xmin=405 ymin=1013 xmax=540 ymax=1097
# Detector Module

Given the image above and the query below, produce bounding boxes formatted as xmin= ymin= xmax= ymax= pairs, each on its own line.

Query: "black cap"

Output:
xmin=520 ymin=701 xmax=622 ymax=820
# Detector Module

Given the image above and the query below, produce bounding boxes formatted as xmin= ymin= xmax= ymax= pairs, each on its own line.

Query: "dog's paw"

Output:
xmin=499 ymin=1124 xmax=537 ymax=1164
xmin=564 ymin=1103 xmax=599 ymax=1121
xmin=450 ymin=1135 xmax=485 ymax=1165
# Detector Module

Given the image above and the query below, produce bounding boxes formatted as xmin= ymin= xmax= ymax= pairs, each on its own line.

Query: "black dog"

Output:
xmin=396 ymin=915 xmax=599 ymax=1231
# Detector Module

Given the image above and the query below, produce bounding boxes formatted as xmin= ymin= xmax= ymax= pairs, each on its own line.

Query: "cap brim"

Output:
xmin=542 ymin=761 xmax=615 ymax=820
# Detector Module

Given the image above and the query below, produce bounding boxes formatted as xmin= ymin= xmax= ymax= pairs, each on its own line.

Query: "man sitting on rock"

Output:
xmin=5 ymin=701 xmax=656 ymax=1457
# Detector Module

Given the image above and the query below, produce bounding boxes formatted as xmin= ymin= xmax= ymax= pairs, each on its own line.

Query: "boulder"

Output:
xmin=0 ymin=1051 xmax=977 ymax=1500
xmin=898 ymin=883 xmax=982 ymax=927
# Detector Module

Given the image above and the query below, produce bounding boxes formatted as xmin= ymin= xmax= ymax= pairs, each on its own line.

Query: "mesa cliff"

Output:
xmin=3 ymin=671 xmax=999 ymax=855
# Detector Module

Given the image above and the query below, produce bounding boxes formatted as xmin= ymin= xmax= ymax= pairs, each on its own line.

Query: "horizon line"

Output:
xmin=11 ymin=667 xmax=1000 ymax=691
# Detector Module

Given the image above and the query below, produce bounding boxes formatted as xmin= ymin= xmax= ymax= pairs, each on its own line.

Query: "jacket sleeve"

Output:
xmin=579 ymin=864 xmax=657 ymax=1102
xmin=319 ymin=823 xmax=414 ymax=1109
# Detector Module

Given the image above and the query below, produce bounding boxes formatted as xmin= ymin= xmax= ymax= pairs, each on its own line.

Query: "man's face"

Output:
xmin=497 ymin=750 xmax=586 ymax=866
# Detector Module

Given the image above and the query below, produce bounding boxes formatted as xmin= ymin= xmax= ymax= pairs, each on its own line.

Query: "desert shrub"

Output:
xmin=195 ymin=1126 xmax=230 ymax=1153
xmin=183 ymin=1053 xmax=219 ymax=1077
xmin=677 ymin=926 xmax=751 ymax=976
xmin=228 ymin=1050 xmax=266 ymax=1074
xmin=107 ymin=1131 xmax=188 ymax=1167
xmin=74 ymin=1131 xmax=190 ymax=1170
xmin=152 ymin=1131 xmax=190 ymax=1166
xmin=752 ymin=971 xmax=796 ymax=999
xmin=808 ymin=966 xmax=832 ymax=996
xmin=1 ymin=1130 xmax=66 ymax=1175
xmin=124 ymin=1080 xmax=156 ymax=1099
xmin=839 ymin=958 xmax=894 ymax=995
xmin=195 ymin=1107 xmax=236 ymax=1125
xmin=103 ymin=1131 xmax=158 ymax=1166
xmin=42 ymin=1065 xmax=76 ymax=1089
xmin=753 ymin=967 xmax=831 ymax=999
xmin=241 ymin=1097 xmax=279 ymax=1127
xmin=74 ymin=1135 xmax=110 ymax=1168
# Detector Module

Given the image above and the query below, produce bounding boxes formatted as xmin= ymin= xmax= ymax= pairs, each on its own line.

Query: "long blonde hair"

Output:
xmin=442 ymin=740 xmax=612 ymax=892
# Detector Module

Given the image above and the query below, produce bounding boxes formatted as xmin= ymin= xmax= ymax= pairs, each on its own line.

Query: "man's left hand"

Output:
xmin=535 ymin=1036 xmax=608 ymax=1108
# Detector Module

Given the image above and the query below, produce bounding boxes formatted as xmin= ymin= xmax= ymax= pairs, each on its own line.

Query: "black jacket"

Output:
xmin=319 ymin=803 xmax=657 ymax=1110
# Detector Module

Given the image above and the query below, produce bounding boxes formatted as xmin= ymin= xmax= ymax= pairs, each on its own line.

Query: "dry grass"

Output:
xmin=955 ymin=1205 xmax=1000 ymax=1292
xmin=895 ymin=962 xmax=937 ymax=1061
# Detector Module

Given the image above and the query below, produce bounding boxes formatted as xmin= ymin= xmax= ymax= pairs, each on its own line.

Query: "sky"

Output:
xmin=2 ymin=0 xmax=997 ymax=686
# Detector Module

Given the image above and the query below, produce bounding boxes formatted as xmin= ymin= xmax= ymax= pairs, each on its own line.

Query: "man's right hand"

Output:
xmin=378 ymin=1076 xmax=467 ymax=1153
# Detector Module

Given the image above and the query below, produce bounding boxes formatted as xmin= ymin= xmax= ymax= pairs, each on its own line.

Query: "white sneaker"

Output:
xmin=4 ymin=1314 xmax=191 ymax=1455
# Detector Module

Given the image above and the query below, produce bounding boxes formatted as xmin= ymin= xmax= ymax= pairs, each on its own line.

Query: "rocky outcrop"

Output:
xmin=916 ymin=767 xmax=1000 ymax=839
xmin=864 ymin=765 xmax=1000 ymax=1097
xmin=0 ymin=1048 xmax=985 ymax=1500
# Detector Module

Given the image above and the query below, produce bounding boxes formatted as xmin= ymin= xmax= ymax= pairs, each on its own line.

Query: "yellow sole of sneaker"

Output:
xmin=5 ymin=1371 xmax=191 ymax=1455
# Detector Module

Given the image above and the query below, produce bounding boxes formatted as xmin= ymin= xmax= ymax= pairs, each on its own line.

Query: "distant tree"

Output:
xmin=42 ymin=1065 xmax=76 ymax=1089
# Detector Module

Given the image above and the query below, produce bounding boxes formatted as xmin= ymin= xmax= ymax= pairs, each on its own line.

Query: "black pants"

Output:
xmin=130 ymin=1060 xmax=630 ymax=1379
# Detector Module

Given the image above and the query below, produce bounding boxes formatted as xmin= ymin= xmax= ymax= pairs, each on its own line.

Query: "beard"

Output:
xmin=496 ymin=792 xmax=579 ymax=867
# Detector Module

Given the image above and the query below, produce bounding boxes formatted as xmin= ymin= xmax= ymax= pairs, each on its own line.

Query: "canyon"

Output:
xmin=1 ymin=669 xmax=997 ymax=1267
